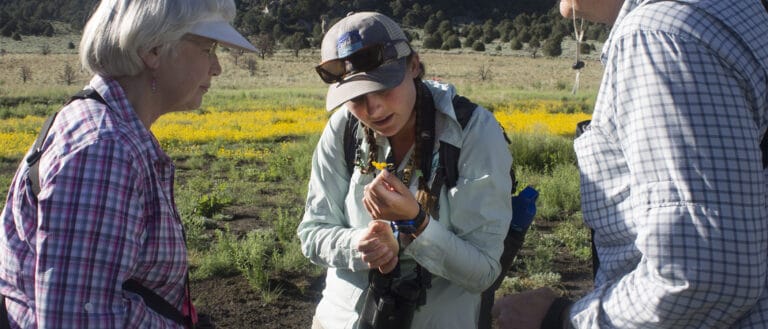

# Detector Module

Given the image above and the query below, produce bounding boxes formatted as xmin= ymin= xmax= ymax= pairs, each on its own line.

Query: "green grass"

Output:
xmin=508 ymin=132 xmax=577 ymax=173
xmin=536 ymin=163 xmax=581 ymax=220
xmin=203 ymin=88 xmax=327 ymax=112
xmin=554 ymin=213 xmax=591 ymax=262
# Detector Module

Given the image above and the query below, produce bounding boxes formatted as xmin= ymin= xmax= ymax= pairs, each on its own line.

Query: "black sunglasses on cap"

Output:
xmin=315 ymin=40 xmax=409 ymax=84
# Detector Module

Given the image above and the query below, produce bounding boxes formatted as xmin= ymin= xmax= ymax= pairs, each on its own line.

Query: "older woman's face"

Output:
xmin=157 ymin=35 xmax=222 ymax=111
xmin=559 ymin=0 xmax=624 ymax=24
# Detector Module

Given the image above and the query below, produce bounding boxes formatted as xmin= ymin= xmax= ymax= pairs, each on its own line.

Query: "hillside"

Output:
xmin=0 ymin=0 xmax=611 ymax=51
xmin=0 ymin=0 xmax=556 ymax=33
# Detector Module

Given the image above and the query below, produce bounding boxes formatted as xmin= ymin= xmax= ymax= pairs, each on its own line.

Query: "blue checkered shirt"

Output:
xmin=571 ymin=0 xmax=768 ymax=327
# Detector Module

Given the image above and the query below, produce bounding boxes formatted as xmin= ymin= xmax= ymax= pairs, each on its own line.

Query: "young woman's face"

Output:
xmin=345 ymin=56 xmax=421 ymax=138
xmin=157 ymin=35 xmax=223 ymax=111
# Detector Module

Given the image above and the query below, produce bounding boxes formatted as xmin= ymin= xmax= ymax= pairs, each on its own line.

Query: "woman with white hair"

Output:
xmin=0 ymin=0 xmax=254 ymax=327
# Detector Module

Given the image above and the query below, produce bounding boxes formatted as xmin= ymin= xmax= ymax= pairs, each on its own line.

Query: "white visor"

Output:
xmin=188 ymin=16 xmax=257 ymax=52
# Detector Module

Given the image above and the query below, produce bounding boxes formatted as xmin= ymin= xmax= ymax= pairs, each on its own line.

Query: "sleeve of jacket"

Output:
xmin=404 ymin=106 xmax=513 ymax=293
xmin=297 ymin=109 xmax=369 ymax=271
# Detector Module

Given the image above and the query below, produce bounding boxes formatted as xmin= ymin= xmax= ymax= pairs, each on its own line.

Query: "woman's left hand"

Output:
xmin=357 ymin=220 xmax=399 ymax=273
xmin=363 ymin=170 xmax=419 ymax=221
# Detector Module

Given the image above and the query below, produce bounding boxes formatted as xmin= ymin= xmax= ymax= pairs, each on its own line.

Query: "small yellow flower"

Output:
xmin=372 ymin=161 xmax=392 ymax=170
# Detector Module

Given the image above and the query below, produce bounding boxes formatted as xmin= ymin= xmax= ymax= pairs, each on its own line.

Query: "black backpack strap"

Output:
xmin=123 ymin=280 xmax=186 ymax=326
xmin=761 ymin=132 xmax=768 ymax=168
xmin=343 ymin=110 xmax=360 ymax=177
xmin=0 ymin=295 xmax=9 ymax=329
xmin=440 ymin=95 xmax=477 ymax=189
xmin=26 ymin=113 xmax=59 ymax=197
xmin=575 ymin=120 xmax=601 ymax=280
xmin=26 ymin=89 xmax=107 ymax=197
xmin=70 ymin=88 xmax=107 ymax=105
xmin=416 ymin=81 xmax=437 ymax=180
xmin=451 ymin=95 xmax=476 ymax=130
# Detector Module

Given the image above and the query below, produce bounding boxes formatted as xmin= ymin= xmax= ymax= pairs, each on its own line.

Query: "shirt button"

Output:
xmin=84 ymin=302 xmax=94 ymax=312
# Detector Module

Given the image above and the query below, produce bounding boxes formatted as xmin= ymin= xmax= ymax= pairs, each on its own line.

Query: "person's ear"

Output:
xmin=408 ymin=52 xmax=421 ymax=77
xmin=140 ymin=46 xmax=162 ymax=70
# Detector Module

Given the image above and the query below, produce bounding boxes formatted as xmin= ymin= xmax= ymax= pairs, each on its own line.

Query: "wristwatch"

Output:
xmin=394 ymin=204 xmax=426 ymax=234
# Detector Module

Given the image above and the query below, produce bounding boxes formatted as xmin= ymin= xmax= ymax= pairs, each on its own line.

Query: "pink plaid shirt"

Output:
xmin=0 ymin=75 xmax=188 ymax=328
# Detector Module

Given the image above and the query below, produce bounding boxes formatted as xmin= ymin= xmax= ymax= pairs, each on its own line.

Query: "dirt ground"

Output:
xmin=189 ymin=217 xmax=594 ymax=329
xmin=190 ymin=273 xmax=323 ymax=328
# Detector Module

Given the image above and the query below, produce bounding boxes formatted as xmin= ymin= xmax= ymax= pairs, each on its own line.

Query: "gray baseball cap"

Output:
xmin=319 ymin=12 xmax=412 ymax=111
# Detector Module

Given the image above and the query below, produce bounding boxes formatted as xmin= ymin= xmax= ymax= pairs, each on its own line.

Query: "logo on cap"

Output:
xmin=337 ymin=31 xmax=363 ymax=58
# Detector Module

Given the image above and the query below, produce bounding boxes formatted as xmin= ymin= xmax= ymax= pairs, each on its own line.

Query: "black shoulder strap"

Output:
xmin=123 ymin=280 xmax=186 ymax=326
xmin=27 ymin=88 xmax=107 ymax=197
xmin=451 ymin=95 xmax=476 ymax=130
xmin=441 ymin=95 xmax=518 ymax=191
xmin=440 ymin=95 xmax=478 ymax=189
xmin=0 ymin=295 xmax=9 ymax=329
xmin=416 ymin=81 xmax=438 ymax=180
xmin=343 ymin=110 xmax=360 ymax=177
xmin=762 ymin=0 xmax=768 ymax=165
xmin=26 ymin=113 xmax=59 ymax=197
xmin=762 ymin=133 xmax=768 ymax=168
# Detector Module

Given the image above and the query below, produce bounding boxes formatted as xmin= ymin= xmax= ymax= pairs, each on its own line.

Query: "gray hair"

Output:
xmin=80 ymin=0 xmax=236 ymax=77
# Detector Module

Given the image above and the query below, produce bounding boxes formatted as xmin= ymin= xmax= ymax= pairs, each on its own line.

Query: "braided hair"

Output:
xmin=357 ymin=77 xmax=436 ymax=217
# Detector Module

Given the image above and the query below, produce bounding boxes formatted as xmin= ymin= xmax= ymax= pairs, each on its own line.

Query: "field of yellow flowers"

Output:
xmin=0 ymin=100 xmax=590 ymax=160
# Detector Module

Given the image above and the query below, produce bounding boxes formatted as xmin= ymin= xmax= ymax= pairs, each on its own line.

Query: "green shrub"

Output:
xmin=234 ymin=229 xmax=276 ymax=291
xmin=194 ymin=183 xmax=233 ymax=218
xmin=536 ymin=163 xmax=581 ymax=220
xmin=443 ymin=35 xmax=461 ymax=49
xmin=519 ymin=228 xmax=557 ymax=275
xmin=271 ymin=240 xmax=311 ymax=274
xmin=543 ymin=36 xmax=563 ymax=57
xmin=423 ymin=34 xmax=443 ymax=49
xmin=472 ymin=41 xmax=486 ymax=52
xmin=508 ymin=132 xmax=576 ymax=172
xmin=554 ymin=214 xmax=591 ymax=261
xmin=190 ymin=230 xmax=241 ymax=280
xmin=181 ymin=214 xmax=211 ymax=251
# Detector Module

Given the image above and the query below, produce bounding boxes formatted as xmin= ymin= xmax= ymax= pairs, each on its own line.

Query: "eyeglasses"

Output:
xmin=183 ymin=35 xmax=219 ymax=58
xmin=205 ymin=42 xmax=219 ymax=58
xmin=315 ymin=41 xmax=407 ymax=84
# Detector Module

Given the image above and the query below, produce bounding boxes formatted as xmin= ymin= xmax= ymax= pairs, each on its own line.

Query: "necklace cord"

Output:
xmin=571 ymin=5 xmax=586 ymax=94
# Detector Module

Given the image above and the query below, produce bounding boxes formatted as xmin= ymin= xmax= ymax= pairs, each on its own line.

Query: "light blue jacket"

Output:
xmin=298 ymin=80 xmax=513 ymax=329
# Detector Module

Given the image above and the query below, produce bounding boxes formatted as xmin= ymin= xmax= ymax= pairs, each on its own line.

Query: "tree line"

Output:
xmin=0 ymin=0 xmax=608 ymax=57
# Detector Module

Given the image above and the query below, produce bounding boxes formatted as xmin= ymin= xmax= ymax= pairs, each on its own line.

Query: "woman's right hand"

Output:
xmin=357 ymin=220 xmax=399 ymax=273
